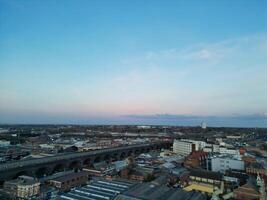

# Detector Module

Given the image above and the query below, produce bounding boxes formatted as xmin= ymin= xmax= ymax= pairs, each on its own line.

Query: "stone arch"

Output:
xmin=120 ymin=152 xmax=126 ymax=160
xmin=140 ymin=148 xmax=145 ymax=153
xmin=94 ymin=156 xmax=101 ymax=163
xmin=83 ymin=158 xmax=91 ymax=166
xmin=52 ymin=163 xmax=66 ymax=173
xmin=35 ymin=167 xmax=51 ymax=178
xmin=111 ymin=153 xmax=119 ymax=161
xmin=103 ymin=154 xmax=111 ymax=162
xmin=69 ymin=160 xmax=81 ymax=171
xmin=127 ymin=150 xmax=133 ymax=156
xmin=134 ymin=149 xmax=140 ymax=154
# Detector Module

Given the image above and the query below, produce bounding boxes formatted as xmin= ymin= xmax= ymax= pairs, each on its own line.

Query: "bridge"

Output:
xmin=0 ymin=141 xmax=171 ymax=183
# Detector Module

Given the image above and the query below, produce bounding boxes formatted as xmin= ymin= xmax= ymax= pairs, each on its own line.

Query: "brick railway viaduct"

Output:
xmin=0 ymin=141 xmax=171 ymax=183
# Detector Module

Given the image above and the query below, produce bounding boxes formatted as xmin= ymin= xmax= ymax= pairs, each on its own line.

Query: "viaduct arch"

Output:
xmin=0 ymin=142 xmax=171 ymax=182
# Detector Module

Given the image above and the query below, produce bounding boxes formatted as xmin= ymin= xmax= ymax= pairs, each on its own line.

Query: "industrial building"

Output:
xmin=60 ymin=179 xmax=134 ymax=200
xmin=115 ymin=182 xmax=206 ymax=200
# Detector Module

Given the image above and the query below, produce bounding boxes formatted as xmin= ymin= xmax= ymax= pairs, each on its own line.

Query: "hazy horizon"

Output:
xmin=1 ymin=113 xmax=267 ymax=128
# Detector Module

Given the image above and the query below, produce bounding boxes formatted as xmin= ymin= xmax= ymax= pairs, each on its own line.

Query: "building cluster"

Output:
xmin=0 ymin=125 xmax=266 ymax=200
xmin=0 ymin=137 xmax=266 ymax=199
xmin=172 ymin=139 xmax=267 ymax=200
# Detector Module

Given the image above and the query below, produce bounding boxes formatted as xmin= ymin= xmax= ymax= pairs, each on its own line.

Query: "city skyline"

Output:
xmin=1 ymin=0 xmax=267 ymax=126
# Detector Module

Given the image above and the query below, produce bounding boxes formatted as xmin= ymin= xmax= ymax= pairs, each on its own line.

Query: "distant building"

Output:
xmin=173 ymin=140 xmax=196 ymax=156
xmin=181 ymin=139 xmax=207 ymax=151
xmin=207 ymin=155 xmax=245 ymax=173
xmin=0 ymin=140 xmax=10 ymax=147
xmin=137 ymin=126 xmax=151 ymax=129
xmin=201 ymin=122 xmax=207 ymax=129
xmin=184 ymin=151 xmax=208 ymax=169
xmin=218 ymin=146 xmax=240 ymax=155
xmin=128 ymin=166 xmax=160 ymax=182
xmin=46 ymin=171 xmax=88 ymax=192
xmin=203 ymin=145 xmax=240 ymax=156
xmin=239 ymin=147 xmax=246 ymax=155
xmin=3 ymin=175 xmax=40 ymax=199
xmin=242 ymin=155 xmax=256 ymax=165
xmin=226 ymin=135 xmax=242 ymax=139
xmin=114 ymin=160 xmax=128 ymax=171
xmin=83 ymin=161 xmax=116 ymax=177
xmin=160 ymin=150 xmax=176 ymax=157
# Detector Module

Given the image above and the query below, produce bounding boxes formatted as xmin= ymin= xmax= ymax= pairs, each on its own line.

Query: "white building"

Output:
xmin=201 ymin=122 xmax=207 ymax=129
xmin=219 ymin=147 xmax=239 ymax=155
xmin=0 ymin=140 xmax=10 ymax=147
xmin=203 ymin=147 xmax=213 ymax=153
xmin=203 ymin=145 xmax=239 ymax=156
xmin=181 ymin=139 xmax=207 ymax=151
xmin=174 ymin=139 xmax=240 ymax=157
xmin=207 ymin=155 xmax=245 ymax=173
xmin=173 ymin=140 xmax=196 ymax=156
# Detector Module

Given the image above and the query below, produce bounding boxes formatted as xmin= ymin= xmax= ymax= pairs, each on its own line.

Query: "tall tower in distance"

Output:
xmin=201 ymin=122 xmax=207 ymax=129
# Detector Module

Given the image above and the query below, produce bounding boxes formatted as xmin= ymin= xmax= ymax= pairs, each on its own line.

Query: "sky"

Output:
xmin=0 ymin=0 xmax=267 ymax=127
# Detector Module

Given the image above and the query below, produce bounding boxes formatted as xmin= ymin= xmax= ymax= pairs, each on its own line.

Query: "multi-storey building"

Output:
xmin=181 ymin=139 xmax=207 ymax=151
xmin=207 ymin=155 xmax=245 ymax=173
xmin=173 ymin=140 xmax=196 ymax=156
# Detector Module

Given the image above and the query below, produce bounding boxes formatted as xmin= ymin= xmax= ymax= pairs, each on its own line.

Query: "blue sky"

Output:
xmin=0 ymin=0 xmax=267 ymax=126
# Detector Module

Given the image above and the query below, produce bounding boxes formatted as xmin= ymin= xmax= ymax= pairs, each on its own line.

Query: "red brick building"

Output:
xmin=184 ymin=151 xmax=208 ymax=169
xmin=46 ymin=171 xmax=88 ymax=192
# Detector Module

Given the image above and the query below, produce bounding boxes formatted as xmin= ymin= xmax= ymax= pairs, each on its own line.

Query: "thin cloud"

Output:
xmin=139 ymin=33 xmax=267 ymax=66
